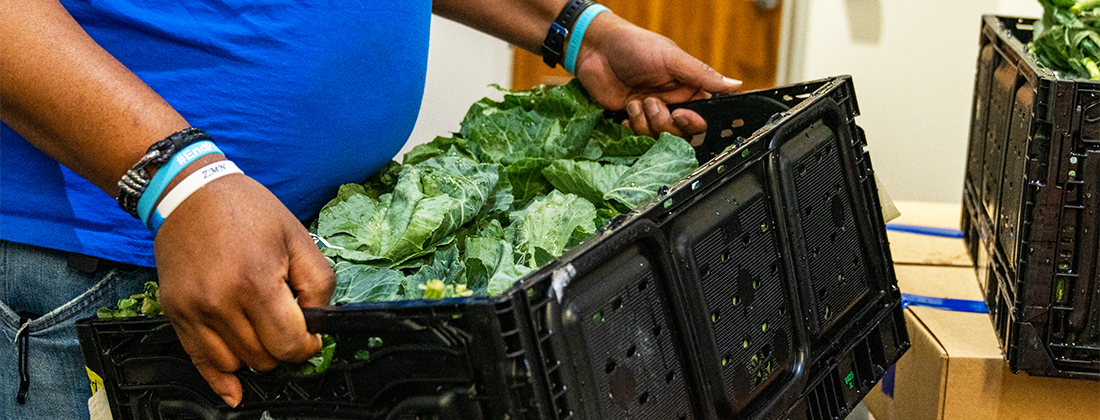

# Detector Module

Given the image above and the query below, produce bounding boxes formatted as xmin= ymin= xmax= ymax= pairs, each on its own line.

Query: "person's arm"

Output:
xmin=1 ymin=0 xmax=334 ymax=408
xmin=432 ymin=0 xmax=742 ymax=138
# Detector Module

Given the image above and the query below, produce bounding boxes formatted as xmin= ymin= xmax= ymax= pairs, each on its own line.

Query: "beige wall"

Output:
xmin=401 ymin=16 xmax=514 ymax=159
xmin=793 ymin=0 xmax=1042 ymax=203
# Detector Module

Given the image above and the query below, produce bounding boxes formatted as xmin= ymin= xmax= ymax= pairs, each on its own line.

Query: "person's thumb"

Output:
xmin=286 ymin=230 xmax=336 ymax=308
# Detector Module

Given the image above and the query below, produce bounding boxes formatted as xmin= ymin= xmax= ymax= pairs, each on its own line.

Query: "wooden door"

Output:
xmin=512 ymin=0 xmax=784 ymax=92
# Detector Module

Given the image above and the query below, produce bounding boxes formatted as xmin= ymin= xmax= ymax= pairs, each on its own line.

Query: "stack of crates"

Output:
xmin=78 ymin=75 xmax=911 ymax=419
xmin=962 ymin=15 xmax=1100 ymax=379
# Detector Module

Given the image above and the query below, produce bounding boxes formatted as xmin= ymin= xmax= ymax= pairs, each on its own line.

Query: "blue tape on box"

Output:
xmin=901 ymin=293 xmax=988 ymax=313
xmin=880 ymin=364 xmax=896 ymax=398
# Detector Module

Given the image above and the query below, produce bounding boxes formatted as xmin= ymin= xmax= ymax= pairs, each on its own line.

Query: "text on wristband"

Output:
xmin=174 ymin=142 xmax=217 ymax=166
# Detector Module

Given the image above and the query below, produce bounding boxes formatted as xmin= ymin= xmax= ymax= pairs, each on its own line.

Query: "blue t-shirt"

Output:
xmin=0 ymin=0 xmax=431 ymax=267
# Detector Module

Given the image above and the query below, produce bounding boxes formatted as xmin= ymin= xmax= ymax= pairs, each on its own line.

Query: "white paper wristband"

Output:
xmin=150 ymin=160 xmax=243 ymax=234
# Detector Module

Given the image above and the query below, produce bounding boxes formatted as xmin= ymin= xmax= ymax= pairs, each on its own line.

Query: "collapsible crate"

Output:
xmin=78 ymin=75 xmax=909 ymax=420
xmin=961 ymin=15 xmax=1100 ymax=380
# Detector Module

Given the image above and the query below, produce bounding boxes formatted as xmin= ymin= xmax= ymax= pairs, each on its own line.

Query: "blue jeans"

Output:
xmin=0 ymin=240 xmax=156 ymax=420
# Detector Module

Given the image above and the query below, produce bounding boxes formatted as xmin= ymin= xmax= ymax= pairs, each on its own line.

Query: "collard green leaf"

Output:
xmin=463 ymin=107 xmax=560 ymax=164
xmin=487 ymin=264 xmax=533 ymax=296
xmin=317 ymin=185 xmax=388 ymax=260
xmin=505 ymin=157 xmax=553 ymax=207
xmin=510 ymin=190 xmax=597 ymax=267
xmin=541 ymin=159 xmax=630 ymax=206
xmin=379 ymin=157 xmax=501 ymax=263
xmin=604 ymin=132 xmax=698 ymax=210
xmin=546 ymin=109 xmax=601 ymax=160
xmin=402 ymin=244 xmax=467 ymax=300
xmin=403 ymin=136 xmax=475 ymax=166
xmin=463 ymin=220 xmax=513 ymax=292
xmin=480 ymin=168 xmax=515 ymax=219
xmin=332 ymin=263 xmax=404 ymax=303
xmin=362 ymin=161 xmax=403 ymax=200
xmin=600 ymin=134 xmax=657 ymax=160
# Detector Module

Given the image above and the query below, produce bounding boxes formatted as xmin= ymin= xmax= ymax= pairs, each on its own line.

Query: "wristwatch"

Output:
xmin=541 ymin=0 xmax=598 ymax=68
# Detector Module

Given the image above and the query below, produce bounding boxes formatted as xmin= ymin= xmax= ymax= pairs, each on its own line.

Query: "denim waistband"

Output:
xmin=0 ymin=240 xmax=156 ymax=416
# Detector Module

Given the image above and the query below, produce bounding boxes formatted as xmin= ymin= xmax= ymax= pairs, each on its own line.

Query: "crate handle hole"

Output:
xmin=626 ymin=345 xmax=637 ymax=358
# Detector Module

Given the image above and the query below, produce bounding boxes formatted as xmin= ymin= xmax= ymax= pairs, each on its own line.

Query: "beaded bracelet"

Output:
xmin=117 ymin=128 xmax=211 ymax=218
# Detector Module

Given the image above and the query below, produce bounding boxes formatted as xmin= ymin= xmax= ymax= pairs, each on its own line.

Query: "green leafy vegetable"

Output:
xmin=97 ymin=281 xmax=161 ymax=319
xmin=1031 ymin=0 xmax=1100 ymax=80
xmin=507 ymin=190 xmax=598 ymax=267
xmin=270 ymin=334 xmax=336 ymax=378
xmin=313 ymin=80 xmax=698 ymax=302
xmin=604 ymin=132 xmax=700 ymax=211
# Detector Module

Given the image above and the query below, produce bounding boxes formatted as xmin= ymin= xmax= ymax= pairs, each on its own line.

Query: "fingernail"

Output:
xmin=673 ymin=115 xmax=690 ymax=128
xmin=643 ymin=97 xmax=659 ymax=117
xmin=221 ymin=394 xmax=240 ymax=408
xmin=627 ymin=100 xmax=642 ymax=118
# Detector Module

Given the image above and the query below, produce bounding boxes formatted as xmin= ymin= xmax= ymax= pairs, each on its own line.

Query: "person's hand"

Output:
xmin=153 ymin=167 xmax=335 ymax=407
xmin=572 ymin=12 xmax=742 ymax=138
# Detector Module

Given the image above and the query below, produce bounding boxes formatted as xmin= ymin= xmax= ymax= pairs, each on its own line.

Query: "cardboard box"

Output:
xmin=862 ymin=265 xmax=1100 ymax=420
xmin=885 ymin=201 xmax=970 ymax=267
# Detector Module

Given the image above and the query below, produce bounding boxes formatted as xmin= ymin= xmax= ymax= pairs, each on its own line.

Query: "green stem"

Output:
xmin=1084 ymin=57 xmax=1100 ymax=79
xmin=1071 ymin=0 xmax=1100 ymax=13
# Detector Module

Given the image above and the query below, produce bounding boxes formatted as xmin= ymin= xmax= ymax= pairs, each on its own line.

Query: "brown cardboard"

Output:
xmin=863 ymin=265 xmax=1100 ymax=420
xmin=886 ymin=201 xmax=971 ymax=267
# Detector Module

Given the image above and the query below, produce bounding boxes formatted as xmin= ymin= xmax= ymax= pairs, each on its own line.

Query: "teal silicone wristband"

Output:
xmin=564 ymin=4 xmax=610 ymax=75
xmin=137 ymin=140 xmax=222 ymax=230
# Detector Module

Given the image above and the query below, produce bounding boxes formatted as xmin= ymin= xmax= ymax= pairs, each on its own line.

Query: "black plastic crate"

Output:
xmin=961 ymin=15 xmax=1100 ymax=380
xmin=78 ymin=75 xmax=909 ymax=420
xmin=633 ymin=77 xmax=907 ymax=420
